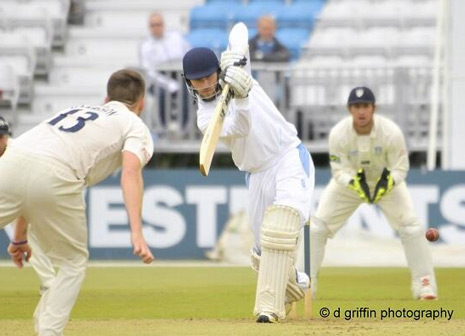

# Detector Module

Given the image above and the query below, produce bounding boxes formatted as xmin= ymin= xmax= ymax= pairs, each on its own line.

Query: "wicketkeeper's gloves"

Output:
xmin=372 ymin=167 xmax=395 ymax=203
xmin=221 ymin=66 xmax=252 ymax=99
xmin=348 ymin=168 xmax=372 ymax=203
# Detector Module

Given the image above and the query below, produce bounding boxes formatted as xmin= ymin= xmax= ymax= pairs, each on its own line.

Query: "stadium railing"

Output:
xmin=144 ymin=62 xmax=438 ymax=153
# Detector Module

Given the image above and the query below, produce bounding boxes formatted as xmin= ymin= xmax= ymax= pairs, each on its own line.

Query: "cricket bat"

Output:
xmin=199 ymin=22 xmax=249 ymax=176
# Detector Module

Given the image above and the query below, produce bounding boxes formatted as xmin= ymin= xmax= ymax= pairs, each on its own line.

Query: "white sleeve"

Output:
xmin=197 ymin=98 xmax=251 ymax=139
xmin=122 ymin=120 xmax=154 ymax=166
xmin=328 ymin=131 xmax=354 ymax=186
xmin=387 ymin=128 xmax=409 ymax=184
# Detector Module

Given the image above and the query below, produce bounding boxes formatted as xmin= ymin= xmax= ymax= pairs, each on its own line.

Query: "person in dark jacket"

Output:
xmin=249 ymin=15 xmax=290 ymax=63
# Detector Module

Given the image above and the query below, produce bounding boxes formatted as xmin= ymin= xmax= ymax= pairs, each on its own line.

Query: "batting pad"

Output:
xmin=255 ymin=205 xmax=300 ymax=319
xmin=250 ymin=247 xmax=307 ymax=305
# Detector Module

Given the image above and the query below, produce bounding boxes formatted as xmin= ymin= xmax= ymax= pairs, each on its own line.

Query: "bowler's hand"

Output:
xmin=131 ymin=234 xmax=154 ymax=264
xmin=7 ymin=243 xmax=31 ymax=269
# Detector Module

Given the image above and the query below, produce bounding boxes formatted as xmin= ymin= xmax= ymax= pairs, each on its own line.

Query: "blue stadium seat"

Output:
xmin=276 ymin=28 xmax=310 ymax=60
xmin=292 ymin=0 xmax=326 ymax=3
xmin=276 ymin=2 xmax=323 ymax=29
xmin=234 ymin=2 xmax=285 ymax=29
xmin=248 ymin=28 xmax=258 ymax=39
xmin=186 ymin=29 xmax=228 ymax=55
xmin=248 ymin=0 xmax=285 ymax=3
xmin=207 ymin=0 xmax=242 ymax=3
xmin=190 ymin=3 xmax=239 ymax=30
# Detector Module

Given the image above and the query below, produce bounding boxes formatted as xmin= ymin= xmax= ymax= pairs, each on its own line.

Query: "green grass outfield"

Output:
xmin=0 ymin=266 xmax=464 ymax=335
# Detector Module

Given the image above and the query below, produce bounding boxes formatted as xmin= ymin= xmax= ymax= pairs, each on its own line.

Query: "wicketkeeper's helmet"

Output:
xmin=347 ymin=86 xmax=376 ymax=105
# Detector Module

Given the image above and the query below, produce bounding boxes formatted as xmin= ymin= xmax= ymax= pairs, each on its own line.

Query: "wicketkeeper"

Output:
xmin=310 ymin=86 xmax=437 ymax=300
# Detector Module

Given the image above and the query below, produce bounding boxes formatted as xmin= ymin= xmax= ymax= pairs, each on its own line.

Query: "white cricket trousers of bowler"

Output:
xmin=0 ymin=148 xmax=88 ymax=336
xmin=247 ymin=144 xmax=315 ymax=250
xmin=311 ymin=178 xmax=436 ymax=289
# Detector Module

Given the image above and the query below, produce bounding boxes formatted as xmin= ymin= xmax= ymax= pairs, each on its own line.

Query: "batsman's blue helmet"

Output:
xmin=347 ymin=86 xmax=376 ymax=105
xmin=183 ymin=47 xmax=220 ymax=80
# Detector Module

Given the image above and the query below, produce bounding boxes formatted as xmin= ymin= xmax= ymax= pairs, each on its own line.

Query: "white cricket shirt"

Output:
xmin=197 ymin=81 xmax=300 ymax=173
xmin=13 ymin=101 xmax=154 ymax=186
xmin=328 ymin=114 xmax=409 ymax=186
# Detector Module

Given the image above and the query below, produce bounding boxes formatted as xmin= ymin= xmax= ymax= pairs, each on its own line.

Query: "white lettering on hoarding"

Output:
xmin=143 ymin=186 xmax=186 ymax=248
xmin=84 ymin=184 xmax=465 ymax=249
xmin=89 ymin=187 xmax=129 ymax=247
xmin=186 ymin=186 xmax=227 ymax=248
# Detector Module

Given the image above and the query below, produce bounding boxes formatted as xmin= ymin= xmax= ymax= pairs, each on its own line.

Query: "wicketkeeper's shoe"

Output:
xmin=256 ymin=312 xmax=278 ymax=323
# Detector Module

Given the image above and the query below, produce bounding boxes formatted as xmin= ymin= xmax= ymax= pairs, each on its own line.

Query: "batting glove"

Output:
xmin=372 ymin=168 xmax=395 ymax=203
xmin=220 ymin=50 xmax=247 ymax=71
xmin=222 ymin=66 xmax=252 ymax=99
xmin=347 ymin=168 xmax=372 ymax=203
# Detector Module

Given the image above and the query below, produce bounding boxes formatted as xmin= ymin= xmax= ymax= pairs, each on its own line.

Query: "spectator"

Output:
xmin=139 ymin=12 xmax=191 ymax=131
xmin=249 ymin=15 xmax=290 ymax=63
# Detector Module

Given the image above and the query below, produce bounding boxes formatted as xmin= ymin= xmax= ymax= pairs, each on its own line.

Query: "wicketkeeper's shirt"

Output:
xmin=197 ymin=81 xmax=300 ymax=173
xmin=328 ymin=114 xmax=409 ymax=187
xmin=13 ymin=101 xmax=154 ymax=186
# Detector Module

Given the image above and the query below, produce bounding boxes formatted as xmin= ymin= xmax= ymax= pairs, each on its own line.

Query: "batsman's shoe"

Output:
xmin=256 ymin=312 xmax=278 ymax=323
xmin=412 ymin=276 xmax=437 ymax=300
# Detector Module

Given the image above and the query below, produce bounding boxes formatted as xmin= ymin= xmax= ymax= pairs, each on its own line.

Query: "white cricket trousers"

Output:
xmin=311 ymin=178 xmax=435 ymax=287
xmin=0 ymin=148 xmax=88 ymax=336
xmin=247 ymin=144 xmax=315 ymax=250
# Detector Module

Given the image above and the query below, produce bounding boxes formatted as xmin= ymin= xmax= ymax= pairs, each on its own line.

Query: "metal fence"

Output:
xmin=143 ymin=63 xmax=438 ymax=153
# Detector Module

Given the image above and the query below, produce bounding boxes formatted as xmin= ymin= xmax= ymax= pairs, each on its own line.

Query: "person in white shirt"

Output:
xmin=139 ymin=12 xmax=191 ymax=130
xmin=182 ymin=47 xmax=315 ymax=323
xmin=0 ymin=69 xmax=155 ymax=336
xmin=311 ymin=86 xmax=437 ymax=300
xmin=0 ymin=117 xmax=56 ymax=296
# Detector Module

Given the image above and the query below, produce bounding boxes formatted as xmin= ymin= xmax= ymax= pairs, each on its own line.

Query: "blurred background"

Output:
xmin=0 ymin=0 xmax=463 ymax=267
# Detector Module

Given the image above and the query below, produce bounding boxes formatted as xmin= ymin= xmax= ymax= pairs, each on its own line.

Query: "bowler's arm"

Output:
xmin=121 ymin=151 xmax=154 ymax=264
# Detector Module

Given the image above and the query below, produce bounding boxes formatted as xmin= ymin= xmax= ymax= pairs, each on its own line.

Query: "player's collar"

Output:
xmin=104 ymin=101 xmax=131 ymax=112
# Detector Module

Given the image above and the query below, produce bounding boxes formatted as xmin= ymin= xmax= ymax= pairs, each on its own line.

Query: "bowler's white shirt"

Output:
xmin=328 ymin=114 xmax=409 ymax=187
xmin=13 ymin=101 xmax=154 ymax=186
xmin=197 ymin=81 xmax=300 ymax=173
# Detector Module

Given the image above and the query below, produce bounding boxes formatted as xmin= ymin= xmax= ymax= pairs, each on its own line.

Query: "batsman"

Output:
xmin=311 ymin=86 xmax=437 ymax=300
xmin=182 ymin=42 xmax=315 ymax=322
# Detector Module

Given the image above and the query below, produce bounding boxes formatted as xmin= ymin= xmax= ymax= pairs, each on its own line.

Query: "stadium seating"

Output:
xmin=186 ymin=29 xmax=228 ymax=55
xmin=0 ymin=0 xmax=70 ymax=47
xmin=64 ymin=28 xmax=140 ymax=63
xmin=188 ymin=0 xmax=326 ymax=62
xmin=207 ymin=0 xmax=243 ymax=3
xmin=0 ymin=33 xmax=36 ymax=105
xmin=5 ymin=12 xmax=54 ymax=75
xmin=0 ymin=63 xmax=20 ymax=111
xmin=190 ymin=3 xmax=239 ymax=30
xmin=276 ymin=28 xmax=310 ymax=60
xmin=276 ymin=2 xmax=322 ymax=29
